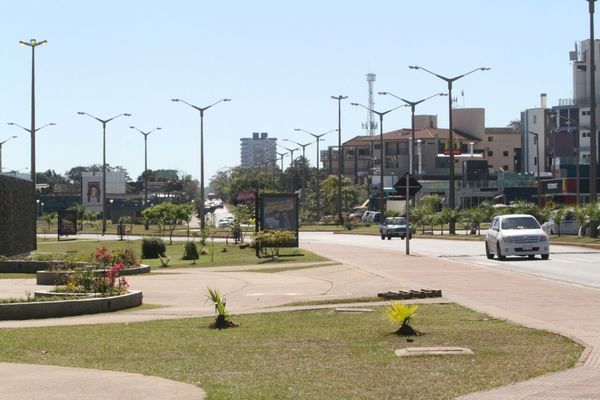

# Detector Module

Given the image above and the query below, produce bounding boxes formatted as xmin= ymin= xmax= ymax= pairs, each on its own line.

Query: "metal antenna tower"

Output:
xmin=362 ymin=73 xmax=378 ymax=135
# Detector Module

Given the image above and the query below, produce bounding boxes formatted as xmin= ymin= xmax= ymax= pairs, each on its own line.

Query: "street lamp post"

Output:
xmin=589 ymin=0 xmax=598 ymax=202
xmin=409 ymin=65 xmax=490 ymax=234
xmin=78 ymin=112 xmax=131 ymax=235
xmin=19 ymin=39 xmax=47 ymax=185
xmin=378 ymin=92 xmax=447 ymax=175
xmin=295 ymin=128 xmax=336 ymax=220
xmin=351 ymin=103 xmax=405 ymax=219
xmin=0 ymin=136 xmax=17 ymax=173
xmin=7 ymin=123 xmax=55 ymax=183
xmin=331 ymin=95 xmax=348 ymax=225
xmin=172 ymin=98 xmax=230 ymax=231
xmin=130 ymin=126 xmax=161 ymax=206
xmin=282 ymin=138 xmax=312 ymax=159
xmin=528 ymin=131 xmax=543 ymax=206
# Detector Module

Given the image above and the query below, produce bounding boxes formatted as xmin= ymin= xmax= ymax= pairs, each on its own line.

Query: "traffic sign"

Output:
xmin=393 ymin=173 xmax=422 ymax=198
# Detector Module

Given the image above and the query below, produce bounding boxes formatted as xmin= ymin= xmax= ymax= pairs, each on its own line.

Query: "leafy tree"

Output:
xmin=143 ymin=202 xmax=189 ymax=244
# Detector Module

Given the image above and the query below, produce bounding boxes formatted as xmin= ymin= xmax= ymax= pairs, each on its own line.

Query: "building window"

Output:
xmin=533 ymin=115 xmax=537 ymax=124
xmin=503 ymin=150 xmax=509 ymax=157
xmin=503 ymin=165 xmax=509 ymax=170
xmin=487 ymin=150 xmax=493 ymax=157
xmin=487 ymin=136 xmax=493 ymax=142
xmin=534 ymin=156 xmax=537 ymax=166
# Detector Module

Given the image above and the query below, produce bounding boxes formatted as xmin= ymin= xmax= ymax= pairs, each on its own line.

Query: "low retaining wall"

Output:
xmin=0 ymin=260 xmax=60 ymax=274
xmin=36 ymin=265 xmax=151 ymax=285
xmin=0 ymin=291 xmax=143 ymax=320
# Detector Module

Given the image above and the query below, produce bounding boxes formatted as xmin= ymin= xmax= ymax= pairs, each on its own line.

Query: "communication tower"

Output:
xmin=362 ymin=73 xmax=378 ymax=135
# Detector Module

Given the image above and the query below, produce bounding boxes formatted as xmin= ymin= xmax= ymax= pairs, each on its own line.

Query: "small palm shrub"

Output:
xmin=206 ymin=287 xmax=236 ymax=329
xmin=386 ymin=302 xmax=420 ymax=336
xmin=141 ymin=238 xmax=166 ymax=259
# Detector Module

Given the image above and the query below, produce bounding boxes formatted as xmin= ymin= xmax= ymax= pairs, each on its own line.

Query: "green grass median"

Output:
xmin=0 ymin=303 xmax=582 ymax=400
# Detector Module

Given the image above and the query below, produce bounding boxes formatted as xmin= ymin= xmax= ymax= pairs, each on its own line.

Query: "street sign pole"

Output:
xmin=394 ymin=172 xmax=421 ymax=255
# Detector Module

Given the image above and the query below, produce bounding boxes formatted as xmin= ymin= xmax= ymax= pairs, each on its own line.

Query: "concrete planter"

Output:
xmin=36 ymin=264 xmax=151 ymax=285
xmin=0 ymin=260 xmax=89 ymax=274
xmin=0 ymin=290 xmax=143 ymax=320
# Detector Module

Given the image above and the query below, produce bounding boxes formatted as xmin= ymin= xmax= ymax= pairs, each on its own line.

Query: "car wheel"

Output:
xmin=485 ymin=242 xmax=494 ymax=259
xmin=497 ymin=243 xmax=506 ymax=261
xmin=400 ymin=235 xmax=405 ymax=240
xmin=541 ymin=254 xmax=549 ymax=260
xmin=380 ymin=233 xmax=385 ymax=240
xmin=528 ymin=255 xmax=535 ymax=259
xmin=387 ymin=235 xmax=391 ymax=240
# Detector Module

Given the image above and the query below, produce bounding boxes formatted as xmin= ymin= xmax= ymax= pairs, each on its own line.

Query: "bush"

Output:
xmin=182 ymin=241 xmax=200 ymax=261
xmin=141 ymin=238 xmax=166 ymax=259
xmin=113 ymin=248 xmax=139 ymax=267
xmin=254 ymin=230 xmax=296 ymax=258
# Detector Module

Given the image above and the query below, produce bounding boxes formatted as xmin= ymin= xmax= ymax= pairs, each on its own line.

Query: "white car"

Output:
xmin=541 ymin=211 xmax=581 ymax=235
xmin=485 ymin=214 xmax=550 ymax=260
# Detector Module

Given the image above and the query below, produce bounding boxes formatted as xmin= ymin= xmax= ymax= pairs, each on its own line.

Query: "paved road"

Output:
xmin=303 ymin=232 xmax=600 ymax=289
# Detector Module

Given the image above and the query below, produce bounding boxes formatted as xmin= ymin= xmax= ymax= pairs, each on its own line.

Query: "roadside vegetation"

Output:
xmin=0 ymin=304 xmax=582 ymax=400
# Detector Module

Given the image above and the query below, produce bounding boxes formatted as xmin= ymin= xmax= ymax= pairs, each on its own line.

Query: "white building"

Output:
xmin=240 ymin=132 xmax=277 ymax=168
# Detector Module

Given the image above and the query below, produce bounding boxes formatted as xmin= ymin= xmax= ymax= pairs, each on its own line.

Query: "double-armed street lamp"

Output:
xmin=282 ymin=138 xmax=313 ymax=160
xmin=78 ymin=112 xmax=131 ymax=235
xmin=295 ymin=128 xmax=337 ymax=219
xmin=130 ymin=126 xmax=161 ymax=205
xmin=19 ymin=38 xmax=47 ymax=186
xmin=0 ymin=135 xmax=17 ymax=173
xmin=378 ymin=92 xmax=447 ymax=175
xmin=409 ymin=65 xmax=490 ymax=234
xmin=280 ymin=145 xmax=299 ymax=168
xmin=350 ymin=103 xmax=406 ymax=219
xmin=7 ymin=122 xmax=56 ymax=186
xmin=331 ymin=95 xmax=348 ymax=225
xmin=171 ymin=98 xmax=230 ymax=231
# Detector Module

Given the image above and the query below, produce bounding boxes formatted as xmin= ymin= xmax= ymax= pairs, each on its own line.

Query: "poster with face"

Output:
xmin=82 ymin=176 xmax=103 ymax=213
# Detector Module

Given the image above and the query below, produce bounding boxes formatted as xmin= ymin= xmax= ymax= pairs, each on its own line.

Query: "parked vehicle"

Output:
xmin=485 ymin=214 xmax=549 ymax=260
xmin=379 ymin=217 xmax=411 ymax=240
xmin=362 ymin=211 xmax=374 ymax=222
xmin=541 ymin=210 xmax=580 ymax=235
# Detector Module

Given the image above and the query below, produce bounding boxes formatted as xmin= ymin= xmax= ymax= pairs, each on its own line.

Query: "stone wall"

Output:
xmin=0 ymin=175 xmax=36 ymax=256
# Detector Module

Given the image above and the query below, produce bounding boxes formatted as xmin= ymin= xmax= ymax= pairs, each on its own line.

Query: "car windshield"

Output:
xmin=386 ymin=217 xmax=406 ymax=225
xmin=501 ymin=217 xmax=540 ymax=230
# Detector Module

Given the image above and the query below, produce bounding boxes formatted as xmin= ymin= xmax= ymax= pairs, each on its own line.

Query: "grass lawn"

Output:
xmin=0 ymin=303 xmax=581 ymax=400
xmin=0 ymin=273 xmax=36 ymax=279
xmin=34 ymin=238 xmax=328 ymax=269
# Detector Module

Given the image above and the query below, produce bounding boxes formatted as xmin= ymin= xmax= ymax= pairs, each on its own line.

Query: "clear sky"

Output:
xmin=0 ymin=0 xmax=592 ymax=183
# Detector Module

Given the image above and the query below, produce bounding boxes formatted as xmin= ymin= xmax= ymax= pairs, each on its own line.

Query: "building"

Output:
xmin=240 ymin=132 xmax=277 ymax=169
xmin=322 ymin=107 xmax=522 ymax=207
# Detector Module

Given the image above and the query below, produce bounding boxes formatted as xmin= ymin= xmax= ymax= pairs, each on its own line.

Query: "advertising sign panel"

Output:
xmin=259 ymin=193 xmax=299 ymax=247
xmin=58 ymin=209 xmax=77 ymax=237
xmin=82 ymin=175 xmax=103 ymax=213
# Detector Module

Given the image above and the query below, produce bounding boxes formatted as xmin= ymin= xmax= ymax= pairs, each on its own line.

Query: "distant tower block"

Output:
xmin=362 ymin=73 xmax=378 ymax=135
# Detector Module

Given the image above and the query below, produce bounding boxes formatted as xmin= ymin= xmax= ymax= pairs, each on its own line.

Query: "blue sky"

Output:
xmin=0 ymin=1 xmax=590 ymax=182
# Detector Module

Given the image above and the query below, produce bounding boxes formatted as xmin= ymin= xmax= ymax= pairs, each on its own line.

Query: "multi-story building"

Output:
xmin=322 ymin=107 xmax=522 ymax=207
xmin=240 ymin=132 xmax=277 ymax=169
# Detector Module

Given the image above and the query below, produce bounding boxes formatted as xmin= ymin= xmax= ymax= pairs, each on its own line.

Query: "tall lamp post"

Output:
xmin=282 ymin=138 xmax=312 ymax=159
xmin=295 ymin=128 xmax=336 ymax=219
xmin=19 ymin=38 xmax=47 ymax=185
xmin=409 ymin=65 xmax=490 ymax=234
xmin=528 ymin=131 xmax=543 ymax=206
xmin=280 ymin=145 xmax=299 ymax=167
xmin=130 ymin=126 xmax=161 ymax=205
xmin=78 ymin=112 xmax=131 ymax=235
xmin=588 ymin=0 xmax=598 ymax=201
xmin=0 ymin=136 xmax=17 ymax=173
xmin=172 ymin=98 xmax=230 ymax=231
xmin=8 ymin=122 xmax=55 ymax=184
xmin=378 ymin=92 xmax=447 ymax=175
xmin=331 ymin=95 xmax=348 ymax=225
xmin=351 ymin=103 xmax=405 ymax=219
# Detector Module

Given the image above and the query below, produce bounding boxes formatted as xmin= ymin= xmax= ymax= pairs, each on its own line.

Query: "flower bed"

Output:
xmin=36 ymin=264 xmax=150 ymax=285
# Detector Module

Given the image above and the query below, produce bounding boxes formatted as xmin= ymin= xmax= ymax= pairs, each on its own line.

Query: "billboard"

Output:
xmin=259 ymin=193 xmax=299 ymax=247
xmin=82 ymin=175 xmax=103 ymax=213
xmin=58 ymin=209 xmax=77 ymax=237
